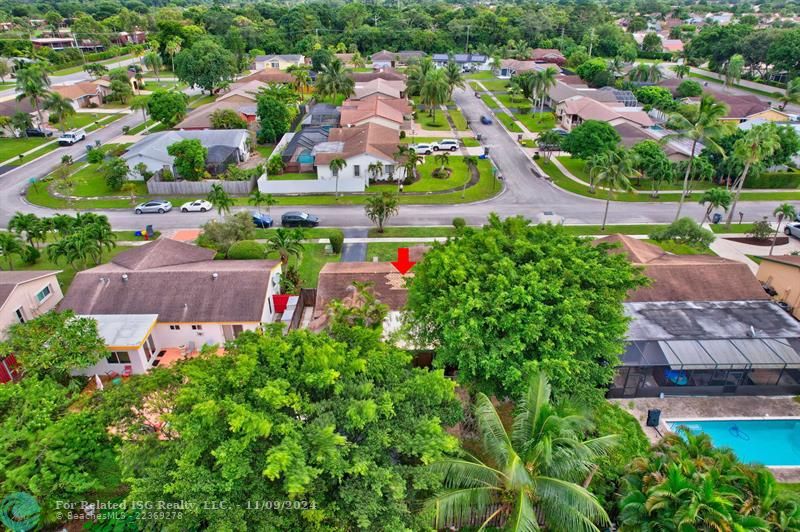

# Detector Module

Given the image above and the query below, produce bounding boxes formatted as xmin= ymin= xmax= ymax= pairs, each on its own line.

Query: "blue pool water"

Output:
xmin=669 ymin=419 xmax=800 ymax=466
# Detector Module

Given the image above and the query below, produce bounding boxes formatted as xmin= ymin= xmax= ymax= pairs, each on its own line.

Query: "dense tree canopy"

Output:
xmin=174 ymin=38 xmax=236 ymax=94
xmin=405 ymin=214 xmax=646 ymax=400
xmin=562 ymin=120 xmax=622 ymax=160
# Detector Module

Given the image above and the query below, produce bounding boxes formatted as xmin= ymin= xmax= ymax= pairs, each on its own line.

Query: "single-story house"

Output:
xmin=339 ymin=96 xmax=411 ymax=129
xmin=530 ymin=48 xmax=566 ymax=65
xmin=237 ymin=68 xmax=296 ymax=85
xmin=313 ymin=122 xmax=399 ymax=182
xmin=353 ymin=78 xmax=407 ymax=100
xmin=174 ymin=81 xmax=265 ymax=130
xmin=122 ymin=129 xmax=250 ymax=179
xmin=687 ymin=91 xmax=790 ymax=123
xmin=498 ymin=59 xmax=563 ymax=79
xmin=0 ymin=270 xmax=63 ymax=383
xmin=544 ymin=79 xmax=621 ymax=109
xmin=335 ymin=53 xmax=355 ymax=66
xmin=432 ymin=53 xmax=489 ymax=70
xmin=370 ymin=50 xmax=424 ymax=68
xmin=613 ymin=122 xmax=694 ymax=161
xmin=59 ymin=238 xmax=282 ymax=376
xmin=50 ymin=81 xmax=109 ymax=109
xmin=31 ymin=37 xmax=103 ymax=51
xmin=253 ymin=54 xmax=305 ymax=71
xmin=555 ymin=95 xmax=653 ymax=131
xmin=0 ymin=97 xmax=35 ymax=119
xmin=350 ymin=68 xmax=407 ymax=83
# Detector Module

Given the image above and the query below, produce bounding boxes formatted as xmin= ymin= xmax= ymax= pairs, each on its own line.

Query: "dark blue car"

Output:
xmin=252 ymin=211 xmax=274 ymax=228
xmin=480 ymin=115 xmax=493 ymax=125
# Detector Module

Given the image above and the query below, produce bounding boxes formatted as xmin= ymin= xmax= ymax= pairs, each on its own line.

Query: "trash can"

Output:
xmin=646 ymin=409 xmax=661 ymax=427
xmin=712 ymin=213 xmax=723 ymax=224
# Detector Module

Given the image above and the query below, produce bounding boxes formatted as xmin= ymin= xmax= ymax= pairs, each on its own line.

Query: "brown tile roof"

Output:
xmin=51 ymin=82 xmax=100 ymax=100
xmin=760 ymin=255 xmax=800 ymax=268
xmin=237 ymin=68 xmax=295 ymax=84
xmin=353 ymin=79 xmax=406 ymax=99
xmin=0 ymin=271 xmax=61 ymax=309
xmin=0 ymin=97 xmax=35 ymax=117
xmin=530 ymin=48 xmax=565 ymax=63
xmin=594 ymin=234 xmax=769 ymax=302
xmin=561 ymin=96 xmax=654 ymax=127
xmin=314 ymin=123 xmax=399 ymax=165
xmin=689 ymin=91 xmax=769 ymax=119
xmin=350 ymin=68 xmax=407 ymax=82
xmin=371 ymin=50 xmax=396 ymax=61
xmin=59 ymin=239 xmax=280 ymax=322
xmin=339 ymin=97 xmax=406 ymax=126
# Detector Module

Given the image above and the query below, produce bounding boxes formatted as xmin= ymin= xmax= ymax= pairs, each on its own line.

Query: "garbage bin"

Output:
xmin=646 ymin=409 xmax=661 ymax=427
xmin=712 ymin=213 xmax=723 ymax=224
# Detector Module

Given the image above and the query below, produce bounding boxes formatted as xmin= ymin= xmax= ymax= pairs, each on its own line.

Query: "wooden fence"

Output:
xmin=146 ymin=173 xmax=257 ymax=195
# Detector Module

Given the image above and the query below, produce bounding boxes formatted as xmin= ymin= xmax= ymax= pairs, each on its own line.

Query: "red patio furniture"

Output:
xmin=122 ymin=365 xmax=133 ymax=378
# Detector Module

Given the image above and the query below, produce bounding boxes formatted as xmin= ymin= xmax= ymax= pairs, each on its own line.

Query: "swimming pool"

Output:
xmin=668 ymin=418 xmax=800 ymax=467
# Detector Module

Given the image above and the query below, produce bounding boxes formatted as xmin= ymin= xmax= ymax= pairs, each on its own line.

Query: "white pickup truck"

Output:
xmin=57 ymin=130 xmax=86 ymax=146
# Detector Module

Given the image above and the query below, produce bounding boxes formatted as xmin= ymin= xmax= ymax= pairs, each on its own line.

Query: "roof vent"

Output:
xmin=122 ymin=274 xmax=128 ymax=282
xmin=212 ymin=272 xmax=218 ymax=280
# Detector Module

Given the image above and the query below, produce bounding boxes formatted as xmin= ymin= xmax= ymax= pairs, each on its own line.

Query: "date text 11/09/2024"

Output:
xmin=56 ymin=499 xmax=318 ymax=512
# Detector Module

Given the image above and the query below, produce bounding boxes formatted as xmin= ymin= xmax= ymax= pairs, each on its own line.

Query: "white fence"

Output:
xmin=257 ymin=176 xmax=366 ymax=194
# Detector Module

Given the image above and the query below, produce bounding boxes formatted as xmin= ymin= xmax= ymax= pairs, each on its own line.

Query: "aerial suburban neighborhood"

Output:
xmin=3 ymin=0 xmax=800 ymax=530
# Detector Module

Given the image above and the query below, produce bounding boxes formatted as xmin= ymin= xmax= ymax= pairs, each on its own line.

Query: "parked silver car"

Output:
xmin=135 ymin=200 xmax=172 ymax=214
xmin=785 ymin=223 xmax=800 ymax=239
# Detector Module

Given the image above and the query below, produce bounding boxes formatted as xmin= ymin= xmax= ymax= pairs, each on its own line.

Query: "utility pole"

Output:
xmin=465 ymin=25 xmax=471 ymax=55
xmin=588 ymin=27 xmax=595 ymax=57
xmin=373 ymin=15 xmax=379 ymax=26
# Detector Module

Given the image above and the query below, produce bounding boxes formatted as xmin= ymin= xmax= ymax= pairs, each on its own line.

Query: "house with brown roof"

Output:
xmin=555 ymin=95 xmax=653 ymax=131
xmin=312 ymin=122 xmax=400 ymax=183
xmin=50 ymin=81 xmax=109 ymax=109
xmin=353 ymin=78 xmax=407 ymax=100
xmin=350 ymin=68 xmax=407 ymax=83
xmin=339 ymin=96 xmax=410 ymax=129
xmin=236 ymin=68 xmax=296 ymax=85
xmin=530 ymin=48 xmax=566 ymax=65
xmin=59 ymin=239 xmax=282 ymax=376
xmin=174 ymin=80 xmax=265 ymax=130
xmin=686 ymin=91 xmax=790 ymax=123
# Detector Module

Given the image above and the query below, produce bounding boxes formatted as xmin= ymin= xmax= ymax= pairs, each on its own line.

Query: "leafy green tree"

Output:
xmin=0 ymin=232 xmax=23 ymax=270
xmin=772 ymin=203 xmax=797 ymax=255
xmin=631 ymin=140 xmax=673 ymax=198
xmin=576 ymin=58 xmax=609 ymax=86
xmin=143 ymin=51 xmax=162 ymax=82
xmin=537 ymin=129 xmax=563 ymax=160
xmin=649 ymin=218 xmax=715 ymax=248
xmin=633 ymin=86 xmax=675 ymax=112
xmin=83 ymin=62 xmax=108 ymax=80
xmin=147 ymin=90 xmax=188 ymax=127
xmin=364 ymin=192 xmax=399 ymax=233
xmin=210 ymin=108 xmax=247 ymax=129
xmin=265 ymin=228 xmax=304 ymax=265
xmin=174 ymin=38 xmax=236 ymax=94
xmin=102 ymin=156 xmax=130 ymax=191
xmin=641 ymin=32 xmax=662 ymax=53
xmin=698 ymin=188 xmax=733 ymax=225
xmin=593 ymin=149 xmax=637 ymax=229
xmin=257 ymin=95 xmax=293 ymax=144
xmin=725 ymin=53 xmax=745 ymax=89
xmin=1 ymin=310 xmax=107 ymax=380
xmin=165 ymin=36 xmax=182 ymax=73
xmin=167 ymin=139 xmax=207 ymax=181
xmin=207 ymin=183 xmax=234 ymax=216
xmin=428 ymin=371 xmax=615 ymax=531
xmin=725 ymin=123 xmax=781 ymax=227
xmin=120 ymin=326 xmax=460 ymax=531
xmin=779 ymin=77 xmax=800 ymax=111
xmin=315 ymin=58 xmax=355 ymax=103
xmin=196 ymin=212 xmax=255 ymax=255
xmin=676 ymin=79 xmax=703 ymax=97
xmin=405 ymin=214 xmax=645 ymax=400
xmin=561 ymin=120 xmax=621 ymax=160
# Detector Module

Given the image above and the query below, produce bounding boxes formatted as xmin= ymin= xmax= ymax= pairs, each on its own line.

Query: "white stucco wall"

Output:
xmin=0 ymin=274 xmax=63 ymax=340
xmin=317 ymin=153 xmax=395 ymax=181
xmin=258 ymin=176 xmax=367 ymax=193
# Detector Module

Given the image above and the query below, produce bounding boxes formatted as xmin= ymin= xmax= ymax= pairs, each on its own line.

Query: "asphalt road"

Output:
xmin=0 ymin=86 xmax=791 ymax=231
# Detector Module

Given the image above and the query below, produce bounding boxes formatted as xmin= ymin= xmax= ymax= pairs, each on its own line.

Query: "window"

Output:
xmin=192 ymin=324 xmax=203 ymax=330
xmin=107 ymin=351 xmax=131 ymax=364
xmin=35 ymin=285 xmax=51 ymax=303
xmin=14 ymin=308 xmax=25 ymax=324
xmin=271 ymin=62 xmax=279 ymax=69
xmin=353 ymin=165 xmax=360 ymax=177
xmin=385 ymin=164 xmax=395 ymax=175
xmin=169 ymin=325 xmax=181 ymax=330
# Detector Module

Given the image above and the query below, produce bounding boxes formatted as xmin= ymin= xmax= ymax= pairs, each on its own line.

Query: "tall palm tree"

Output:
xmin=291 ymin=68 xmax=311 ymax=95
xmin=594 ymin=150 xmax=638 ymax=229
xmin=771 ymin=203 xmax=796 ymax=255
xmin=444 ymin=60 xmax=465 ymax=100
xmin=698 ymin=188 xmax=732 ymax=225
xmin=725 ymin=124 xmax=781 ymax=228
xmin=427 ymin=371 xmax=615 ymax=532
xmin=0 ymin=232 xmax=23 ymax=270
xmin=779 ymin=77 xmax=800 ymax=111
xmin=207 ymin=183 xmax=234 ymax=216
xmin=406 ymin=57 xmax=434 ymax=97
xmin=8 ymin=212 xmax=44 ymax=246
xmin=130 ymin=94 xmax=150 ymax=125
xmin=665 ymin=94 xmax=729 ymax=220
xmin=265 ymin=228 xmax=304 ymax=265
xmin=42 ymin=91 xmax=75 ymax=133
xmin=419 ymin=68 xmax=449 ymax=124
xmin=15 ymin=64 xmax=50 ymax=125
xmin=248 ymin=189 xmax=277 ymax=215
xmin=315 ymin=59 xmax=354 ymax=103
xmin=536 ymin=66 xmax=559 ymax=112
xmin=143 ymin=52 xmax=162 ymax=82
xmin=165 ymin=37 xmax=182 ymax=74
xmin=329 ymin=158 xmax=347 ymax=198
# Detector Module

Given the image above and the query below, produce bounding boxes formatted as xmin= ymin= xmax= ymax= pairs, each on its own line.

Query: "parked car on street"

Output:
xmin=281 ymin=211 xmax=319 ymax=227
xmin=433 ymin=139 xmax=459 ymax=151
xmin=57 ymin=130 xmax=86 ymax=146
xmin=409 ymin=143 xmax=433 ymax=155
xmin=252 ymin=211 xmax=274 ymax=228
xmin=134 ymin=200 xmax=172 ymax=214
xmin=480 ymin=115 xmax=493 ymax=125
xmin=785 ymin=223 xmax=800 ymax=238
xmin=25 ymin=128 xmax=52 ymax=137
xmin=180 ymin=200 xmax=212 ymax=213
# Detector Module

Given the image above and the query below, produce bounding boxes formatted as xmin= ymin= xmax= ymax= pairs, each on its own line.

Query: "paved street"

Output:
xmin=0 ymin=86 xmax=792 ymax=231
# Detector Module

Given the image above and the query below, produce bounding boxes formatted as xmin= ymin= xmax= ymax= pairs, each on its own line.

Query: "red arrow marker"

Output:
xmin=391 ymin=247 xmax=416 ymax=274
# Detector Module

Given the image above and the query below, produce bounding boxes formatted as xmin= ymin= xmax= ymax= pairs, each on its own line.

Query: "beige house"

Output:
xmin=757 ymin=256 xmax=800 ymax=319
xmin=0 ymin=271 xmax=63 ymax=340
xmin=555 ymin=95 xmax=653 ymax=131
xmin=339 ymin=96 xmax=411 ymax=129
xmin=252 ymin=54 xmax=305 ymax=71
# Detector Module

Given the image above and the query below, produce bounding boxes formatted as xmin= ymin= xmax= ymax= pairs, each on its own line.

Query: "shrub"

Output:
xmin=649 ymin=217 xmax=714 ymax=247
xmin=226 ymin=240 xmax=265 ymax=259
xmin=748 ymin=218 xmax=773 ymax=241
xmin=399 ymin=130 xmax=406 ymax=139
xmin=432 ymin=167 xmax=449 ymax=179
xmin=452 ymin=217 xmax=466 ymax=231
xmin=266 ymin=156 xmax=285 ymax=175
xmin=122 ymin=125 xmax=130 ymax=134
xmin=533 ymin=153 xmax=540 ymax=160
xmin=329 ymin=233 xmax=343 ymax=254
xmin=280 ymin=264 xmax=302 ymax=293
xmin=86 ymin=149 xmax=105 ymax=164
xmin=676 ymin=79 xmax=703 ymax=98
xmin=160 ymin=168 xmax=174 ymax=181
xmin=22 ymin=244 xmax=40 ymax=265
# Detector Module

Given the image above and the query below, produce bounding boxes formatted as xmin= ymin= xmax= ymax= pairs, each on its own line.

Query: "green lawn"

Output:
xmin=495 ymin=93 xmax=531 ymax=111
xmin=746 ymin=254 xmax=763 ymax=264
xmin=495 ymin=112 xmax=522 ymax=133
xmin=0 ymin=137 xmax=49 ymax=161
xmin=255 ymin=145 xmax=275 ymax=159
xmin=68 ymin=164 xmax=148 ymax=197
xmin=368 ymin=156 xmax=470 ymax=193
xmin=275 ymin=243 xmax=340 ymax=288
xmin=480 ymin=79 xmax=509 ymax=92
xmin=710 ymin=223 xmax=759 ymax=233
xmin=270 ymin=172 xmax=317 ymax=181
xmin=365 ymin=242 xmax=405 ymax=262
xmin=448 ymin=109 xmax=469 ymax=130
xmin=52 ymin=113 xmax=101 ymax=131
xmin=367 ymin=226 xmax=458 ymax=238
xmin=187 ymin=94 xmax=217 ymax=109
xmin=689 ymin=72 xmax=782 ymax=99
xmin=516 ymin=112 xmax=555 ymax=133
xmin=8 ymin=246 xmax=132 ymax=291
xmin=416 ymin=111 xmax=451 ymax=131
xmin=127 ymin=119 xmax=155 ymax=135
xmin=10 ymin=143 xmax=60 ymax=166
xmin=85 ymin=113 xmax=124 ymax=133
xmin=465 ymin=71 xmax=498 ymax=80
xmin=51 ymin=53 xmax=135 ymax=76
xmin=148 ymin=123 xmax=169 ymax=133
xmin=562 ymin=224 xmax=670 ymax=235
xmin=254 ymin=227 xmax=343 ymax=240
xmin=480 ymin=94 xmax=499 ymax=109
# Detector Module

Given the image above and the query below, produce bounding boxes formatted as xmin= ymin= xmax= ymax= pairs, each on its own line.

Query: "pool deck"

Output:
xmin=609 ymin=396 xmax=800 ymax=482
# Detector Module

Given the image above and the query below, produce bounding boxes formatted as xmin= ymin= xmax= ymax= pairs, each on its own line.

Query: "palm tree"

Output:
xmin=419 ymin=68 xmax=449 ymax=124
xmin=248 ymin=190 xmax=277 ymax=215
xmin=130 ymin=94 xmax=150 ymax=125
xmin=698 ymin=188 xmax=732 ymax=225
xmin=292 ymin=68 xmax=311 ymax=95
xmin=43 ymin=91 xmax=76 ymax=133
xmin=367 ymin=161 xmax=383 ymax=181
xmin=402 ymin=149 xmax=422 ymax=191
xmin=406 ymin=57 xmax=434 ymax=97
xmin=779 ymin=77 xmax=800 ymax=111
xmin=315 ymin=59 xmax=354 ymax=103
xmin=143 ymin=52 xmax=162 ymax=82
xmin=427 ymin=371 xmax=615 ymax=531
xmin=594 ymin=150 xmax=638 ymax=229
xmin=121 ymin=182 xmax=139 ymax=206
xmin=537 ymin=129 xmax=562 ymax=160
xmin=771 ymin=203 xmax=796 ymax=255
xmin=207 ymin=183 xmax=234 ymax=216
xmin=0 ymin=232 xmax=23 ymax=270
xmin=15 ymin=64 xmax=50 ymax=125
xmin=165 ymin=37 xmax=182 ymax=74
xmin=8 ymin=212 xmax=44 ymax=246
xmin=585 ymin=152 xmax=606 ymax=194
xmin=725 ymin=124 xmax=781 ymax=228
xmin=435 ymin=152 xmax=449 ymax=170
xmin=444 ymin=60 xmax=465 ymax=100
xmin=535 ymin=66 xmax=558 ymax=112
xmin=265 ymin=228 xmax=304 ymax=265
xmin=664 ymin=94 xmax=729 ymax=220
xmin=671 ymin=63 xmax=690 ymax=79
xmin=364 ymin=192 xmax=399 ymax=233
xmin=328 ymin=158 xmax=347 ymax=198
